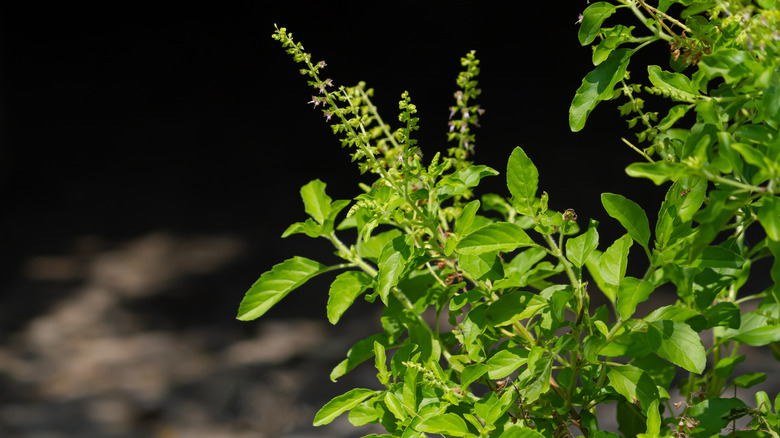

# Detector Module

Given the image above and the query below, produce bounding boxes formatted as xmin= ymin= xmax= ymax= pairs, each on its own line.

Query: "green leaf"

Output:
xmin=461 ymin=363 xmax=489 ymax=388
xmin=437 ymin=165 xmax=499 ymax=200
xmin=593 ymin=25 xmax=635 ymax=65
xmin=578 ymin=2 xmax=618 ymax=45
xmin=507 ymin=147 xmax=539 ymax=216
xmin=348 ymin=400 xmax=379 ymax=426
xmin=456 ymin=222 xmax=534 ymax=255
xmin=456 ymin=200 xmax=482 ymax=235
xmin=648 ymin=320 xmax=706 ymax=373
xmin=599 ymin=234 xmax=633 ymax=288
xmin=237 ymin=256 xmax=328 ymax=321
xmin=313 ymin=388 xmax=379 ymax=426
xmin=566 ymin=221 xmax=600 ymax=268
xmin=485 ymin=291 xmax=548 ymax=326
xmin=301 ymin=179 xmax=332 ymax=224
xmin=486 ymin=349 xmax=529 ymax=380
xmin=688 ymin=398 xmax=747 ymax=433
xmin=647 ymin=65 xmax=698 ymax=101
xmin=602 ymin=193 xmax=651 ymax=249
xmin=417 ymin=412 xmax=470 ymax=436
xmin=377 ymin=236 xmax=411 ymax=305
xmin=617 ymin=277 xmax=654 ymax=320
xmin=523 ymin=355 xmax=553 ymax=403
xmin=658 ymin=104 xmax=693 ymax=130
xmin=688 ymin=245 xmax=745 ymax=269
xmin=625 ymin=161 xmax=692 ymax=185
xmin=758 ymin=195 xmax=780 ymax=241
xmin=607 ymin=364 xmax=660 ymax=414
xmin=721 ymin=310 xmax=780 ymax=346
xmin=731 ymin=372 xmax=766 ymax=388
xmin=699 ymin=49 xmax=760 ymax=85
xmin=327 ymin=271 xmax=373 ymax=324
xmin=499 ymin=424 xmax=546 ymax=438
xmin=459 ymin=251 xmax=504 ymax=281
xmin=373 ymin=341 xmax=389 ymax=386
xmin=570 ymin=48 xmax=632 ymax=132
xmin=638 ymin=399 xmax=661 ymax=438
xmin=330 ymin=333 xmax=390 ymax=382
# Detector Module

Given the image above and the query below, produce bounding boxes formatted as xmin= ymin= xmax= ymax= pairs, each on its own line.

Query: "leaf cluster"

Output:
xmin=241 ymin=8 xmax=780 ymax=437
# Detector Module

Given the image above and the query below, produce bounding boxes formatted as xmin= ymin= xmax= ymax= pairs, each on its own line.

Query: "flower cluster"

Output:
xmin=447 ymin=50 xmax=484 ymax=159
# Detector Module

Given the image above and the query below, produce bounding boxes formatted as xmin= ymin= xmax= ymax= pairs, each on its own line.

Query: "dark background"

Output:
xmin=0 ymin=2 xmax=722 ymax=437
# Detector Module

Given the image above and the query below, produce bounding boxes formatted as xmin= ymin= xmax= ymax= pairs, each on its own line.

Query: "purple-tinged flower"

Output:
xmin=317 ymin=60 xmax=327 ymax=69
xmin=309 ymin=96 xmax=321 ymax=107
xmin=448 ymin=121 xmax=456 ymax=132
xmin=477 ymin=107 xmax=485 ymax=116
xmin=576 ymin=13 xmax=583 ymax=24
xmin=449 ymin=107 xmax=457 ymax=118
xmin=454 ymin=91 xmax=463 ymax=102
xmin=324 ymin=111 xmax=333 ymax=121
xmin=463 ymin=110 xmax=470 ymax=119
xmin=773 ymin=30 xmax=779 ymax=41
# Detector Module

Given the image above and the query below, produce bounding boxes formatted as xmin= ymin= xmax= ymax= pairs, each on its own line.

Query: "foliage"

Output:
xmin=239 ymin=1 xmax=780 ymax=435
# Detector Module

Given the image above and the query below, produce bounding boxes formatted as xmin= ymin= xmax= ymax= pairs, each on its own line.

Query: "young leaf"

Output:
xmin=313 ymin=388 xmax=379 ymax=426
xmin=507 ymin=147 xmax=539 ymax=216
xmin=648 ymin=320 xmax=706 ymax=374
xmin=601 ymin=193 xmax=651 ymax=250
xmin=523 ymin=356 xmax=553 ymax=403
xmin=566 ymin=221 xmax=600 ymax=268
xmin=301 ymin=179 xmax=332 ymax=224
xmin=456 ymin=222 xmax=534 ymax=255
xmin=456 ymin=200 xmax=481 ymax=235
xmin=578 ymin=2 xmax=619 ymax=46
xmin=721 ymin=310 xmax=780 ymax=346
xmin=417 ymin=412 xmax=470 ymax=437
xmin=237 ymin=256 xmax=328 ymax=321
xmin=570 ymin=48 xmax=632 ymax=132
xmin=617 ymin=277 xmax=654 ymax=320
xmin=330 ymin=333 xmax=390 ymax=382
xmin=373 ymin=341 xmax=390 ymax=387
xmin=327 ymin=271 xmax=373 ymax=324
xmin=461 ymin=363 xmax=489 ymax=388
xmin=599 ymin=235 xmax=633 ymax=288
xmin=485 ymin=291 xmax=548 ymax=326
xmin=625 ymin=161 xmax=691 ymax=185
xmin=607 ymin=365 xmax=660 ymax=414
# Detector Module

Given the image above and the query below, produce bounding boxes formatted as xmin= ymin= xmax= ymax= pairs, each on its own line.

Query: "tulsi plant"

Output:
xmin=239 ymin=1 xmax=780 ymax=436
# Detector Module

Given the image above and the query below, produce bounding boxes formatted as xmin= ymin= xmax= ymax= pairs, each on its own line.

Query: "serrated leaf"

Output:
xmin=313 ymin=388 xmax=379 ymax=426
xmin=507 ymin=147 xmax=539 ymax=216
xmin=617 ymin=277 xmax=654 ymax=320
xmin=578 ymin=2 xmax=618 ymax=45
xmin=566 ymin=221 xmax=599 ymax=268
xmin=608 ymin=365 xmax=659 ymax=414
xmin=237 ymin=256 xmax=327 ymax=321
xmin=602 ymin=193 xmax=651 ymax=249
xmin=327 ymin=271 xmax=373 ymax=324
xmin=301 ymin=179 xmax=332 ymax=224
xmin=570 ymin=48 xmax=632 ymax=132
xmin=688 ymin=398 xmax=747 ymax=433
xmin=599 ymin=235 xmax=633 ymax=288
xmin=648 ymin=320 xmax=706 ymax=373
xmin=486 ymin=349 xmax=529 ymax=380
xmin=456 ymin=222 xmax=534 ymax=255
xmin=417 ymin=412 xmax=470 ymax=436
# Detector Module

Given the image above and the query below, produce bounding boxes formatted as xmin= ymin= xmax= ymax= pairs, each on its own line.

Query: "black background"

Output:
xmin=1 ymin=2 xmax=668 ymax=310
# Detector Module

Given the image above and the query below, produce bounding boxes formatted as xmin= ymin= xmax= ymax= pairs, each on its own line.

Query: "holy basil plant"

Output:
xmin=239 ymin=1 xmax=780 ymax=435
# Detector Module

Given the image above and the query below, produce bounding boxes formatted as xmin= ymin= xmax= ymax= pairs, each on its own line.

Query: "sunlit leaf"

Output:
xmin=570 ymin=48 xmax=632 ymax=132
xmin=327 ymin=271 xmax=373 ymax=324
xmin=566 ymin=221 xmax=600 ymax=269
xmin=507 ymin=147 xmax=539 ymax=216
xmin=602 ymin=193 xmax=651 ymax=249
xmin=313 ymin=388 xmax=379 ymax=426
xmin=599 ymin=235 xmax=633 ymax=287
xmin=648 ymin=320 xmax=706 ymax=373
xmin=417 ymin=413 xmax=470 ymax=436
xmin=578 ymin=2 xmax=618 ymax=45
xmin=457 ymin=222 xmax=534 ymax=255
xmin=237 ymin=256 xmax=328 ymax=321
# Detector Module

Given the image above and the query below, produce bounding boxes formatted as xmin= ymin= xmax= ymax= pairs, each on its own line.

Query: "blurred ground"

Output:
xmin=0 ymin=231 xmax=389 ymax=437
